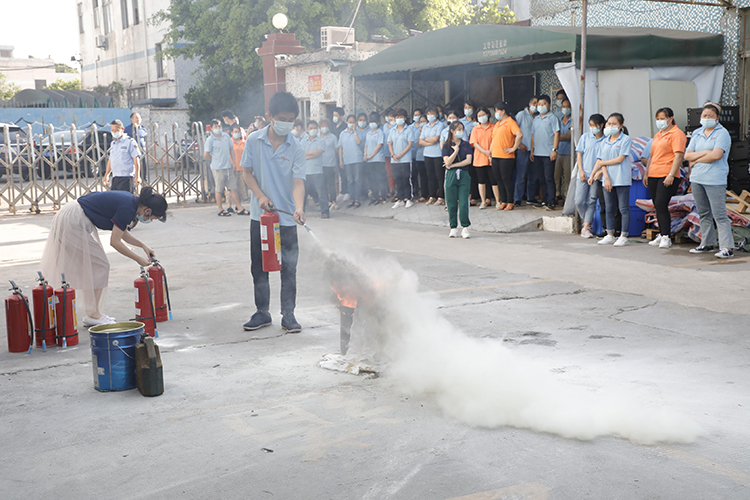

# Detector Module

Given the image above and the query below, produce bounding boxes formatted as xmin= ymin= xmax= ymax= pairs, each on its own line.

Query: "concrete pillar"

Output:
xmin=257 ymin=33 xmax=306 ymax=113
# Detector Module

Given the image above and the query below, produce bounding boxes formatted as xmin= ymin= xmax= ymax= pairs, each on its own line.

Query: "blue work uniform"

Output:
xmin=319 ymin=133 xmax=339 ymax=168
xmin=686 ymin=124 xmax=732 ymax=185
xmin=108 ymin=136 xmax=140 ymax=177
xmin=558 ymin=116 xmax=572 ymax=156
xmin=421 ymin=121 xmax=446 ymax=158
xmin=515 ymin=109 xmax=535 ymax=150
xmin=365 ymin=128 xmax=385 ymax=163
xmin=532 ymin=113 xmax=561 ymax=157
xmin=597 ymin=133 xmax=633 ymax=187
xmin=575 ymin=132 xmax=605 ymax=176
xmin=338 ymin=127 xmax=365 ymax=165
xmin=204 ymin=132 xmax=234 ymax=170
xmin=388 ymin=126 xmax=413 ymax=164
xmin=301 ymin=136 xmax=325 ymax=176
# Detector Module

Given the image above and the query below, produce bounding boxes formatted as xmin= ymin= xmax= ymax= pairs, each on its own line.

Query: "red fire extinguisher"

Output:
xmin=260 ymin=210 xmax=282 ymax=272
xmin=54 ymin=275 xmax=78 ymax=348
xmin=32 ymin=272 xmax=56 ymax=350
xmin=135 ymin=267 xmax=158 ymax=337
xmin=148 ymin=260 xmax=172 ymax=323
xmin=5 ymin=280 xmax=34 ymax=354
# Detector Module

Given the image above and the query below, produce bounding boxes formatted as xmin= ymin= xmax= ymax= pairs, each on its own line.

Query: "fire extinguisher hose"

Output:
xmin=151 ymin=259 xmax=173 ymax=321
xmin=270 ymin=208 xmax=313 ymax=233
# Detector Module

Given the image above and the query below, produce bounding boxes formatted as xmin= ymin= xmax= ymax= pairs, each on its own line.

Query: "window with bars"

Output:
xmin=78 ymin=4 xmax=84 ymax=33
xmin=121 ymin=0 xmax=129 ymax=29
xmin=103 ymin=0 xmax=113 ymax=35
xmin=93 ymin=0 xmax=100 ymax=29
xmin=155 ymin=43 xmax=164 ymax=78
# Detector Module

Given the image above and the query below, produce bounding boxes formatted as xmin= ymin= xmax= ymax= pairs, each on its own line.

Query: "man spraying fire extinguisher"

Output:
xmin=240 ymin=91 xmax=307 ymax=334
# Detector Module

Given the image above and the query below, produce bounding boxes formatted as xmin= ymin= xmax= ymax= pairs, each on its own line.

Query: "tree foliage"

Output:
xmin=0 ymin=73 xmax=21 ymax=100
xmin=93 ymin=81 xmax=126 ymax=107
xmin=54 ymin=63 xmax=79 ymax=74
xmin=153 ymin=0 xmax=520 ymax=122
xmin=46 ymin=78 xmax=82 ymax=91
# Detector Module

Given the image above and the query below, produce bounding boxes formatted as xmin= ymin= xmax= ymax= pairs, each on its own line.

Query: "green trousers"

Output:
xmin=445 ymin=168 xmax=471 ymax=229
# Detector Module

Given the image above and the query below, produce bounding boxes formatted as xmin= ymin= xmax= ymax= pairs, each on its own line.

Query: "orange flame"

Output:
xmin=333 ymin=282 xmax=358 ymax=308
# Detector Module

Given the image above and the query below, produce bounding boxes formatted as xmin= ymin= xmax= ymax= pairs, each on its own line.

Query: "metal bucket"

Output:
xmin=89 ymin=322 xmax=144 ymax=391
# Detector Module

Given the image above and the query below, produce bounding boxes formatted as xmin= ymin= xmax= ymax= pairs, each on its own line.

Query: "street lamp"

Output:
xmin=272 ymin=13 xmax=288 ymax=32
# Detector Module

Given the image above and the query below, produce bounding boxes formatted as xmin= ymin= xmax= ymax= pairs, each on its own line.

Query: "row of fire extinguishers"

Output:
xmin=5 ymin=261 xmax=173 ymax=353
xmin=5 ymin=272 xmax=78 ymax=353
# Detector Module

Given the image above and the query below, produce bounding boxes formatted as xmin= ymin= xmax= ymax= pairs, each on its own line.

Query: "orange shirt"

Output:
xmin=232 ymin=138 xmax=246 ymax=171
xmin=469 ymin=122 xmax=494 ymax=166
xmin=649 ymin=126 xmax=686 ymax=178
xmin=491 ymin=117 xmax=521 ymax=159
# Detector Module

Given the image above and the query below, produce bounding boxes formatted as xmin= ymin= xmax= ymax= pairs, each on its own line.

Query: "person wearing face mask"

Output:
xmin=440 ymin=111 xmax=460 ymax=149
xmin=363 ymin=111 xmax=387 ymax=204
xmin=684 ymin=103 xmax=734 ymax=259
xmin=575 ymin=114 xmax=606 ymax=238
xmin=413 ymin=115 xmax=429 ymax=201
xmin=239 ymin=91 xmax=307 ymax=334
xmin=338 ymin=114 xmax=366 ymax=208
xmin=554 ymin=99 xmax=573 ymax=203
xmin=419 ymin=106 xmax=448 ymax=205
xmin=442 ymin=121 xmax=474 ymax=239
xmin=388 ymin=108 xmax=415 ymax=209
xmin=331 ymin=107 xmax=348 ymax=198
xmin=41 ymin=186 xmax=167 ymax=327
xmin=437 ymin=105 xmax=446 ymax=123
xmin=460 ymin=101 xmax=477 ymax=144
xmin=290 ymin=119 xmax=307 ymax=143
xmin=204 ymin=119 xmax=246 ymax=216
xmin=490 ymin=102 xmax=523 ymax=211
xmin=514 ymin=97 xmax=537 ymax=206
xmin=410 ymin=109 xmax=427 ymax=201
xmin=644 ymin=107 xmax=687 ymax=249
xmin=300 ymin=121 xmax=330 ymax=219
xmin=469 ymin=107 xmax=497 ymax=209
xmin=318 ymin=118 xmax=340 ymax=210
xmin=381 ymin=109 xmax=397 ymax=197
xmin=553 ymin=90 xmax=567 ymax=120
xmin=103 ymin=119 xmax=141 ymax=193
xmin=589 ymin=112 xmax=632 ymax=247
xmin=231 ymin=124 xmax=249 ymax=203
xmin=530 ymin=95 xmax=560 ymax=210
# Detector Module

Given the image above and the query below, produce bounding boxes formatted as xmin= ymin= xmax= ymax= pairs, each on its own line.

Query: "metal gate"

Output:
xmin=0 ymin=122 xmax=211 ymax=214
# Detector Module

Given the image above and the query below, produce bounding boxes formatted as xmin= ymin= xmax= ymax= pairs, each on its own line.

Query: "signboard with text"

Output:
xmin=308 ymin=75 xmax=322 ymax=92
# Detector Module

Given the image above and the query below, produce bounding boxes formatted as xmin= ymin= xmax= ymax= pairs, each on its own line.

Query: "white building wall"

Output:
xmin=0 ymin=56 xmax=58 ymax=90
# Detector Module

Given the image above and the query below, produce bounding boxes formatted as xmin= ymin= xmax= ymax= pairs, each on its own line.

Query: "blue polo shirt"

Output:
xmin=460 ymin=117 xmax=476 ymax=143
xmin=365 ymin=128 xmax=385 ymax=163
xmin=319 ymin=133 xmax=339 ymax=168
xmin=515 ymin=109 xmax=535 ymax=150
xmin=205 ymin=132 xmax=234 ymax=170
xmin=641 ymin=139 xmax=653 ymax=159
xmin=108 ymin=136 xmax=140 ymax=177
xmin=686 ymin=124 xmax=732 ymax=186
xmin=240 ymin=127 xmax=306 ymax=226
xmin=575 ymin=132 xmax=604 ymax=176
xmin=78 ymin=191 xmax=139 ymax=231
xmin=388 ymin=125 xmax=413 ymax=164
xmin=559 ymin=116 xmax=572 ymax=155
xmin=382 ymin=122 xmax=395 ymax=157
xmin=420 ymin=121 xmax=446 ymax=158
xmin=597 ymin=132 xmax=633 ymax=187
xmin=338 ymin=127 xmax=365 ymax=165
xmin=532 ymin=113 xmax=561 ymax=157
xmin=410 ymin=123 xmax=422 ymax=160
xmin=301 ymin=136 xmax=325 ymax=176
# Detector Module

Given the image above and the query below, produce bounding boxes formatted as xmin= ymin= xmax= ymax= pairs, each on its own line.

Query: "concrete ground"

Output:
xmin=1 ymin=202 xmax=749 ymax=500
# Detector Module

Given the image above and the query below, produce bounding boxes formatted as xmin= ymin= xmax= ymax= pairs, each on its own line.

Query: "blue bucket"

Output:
xmin=89 ymin=322 xmax=144 ymax=391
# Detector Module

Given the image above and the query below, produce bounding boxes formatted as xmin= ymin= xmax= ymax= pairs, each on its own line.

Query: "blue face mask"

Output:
xmin=427 ymin=115 xmax=436 ymax=123
xmin=369 ymin=122 xmax=379 ymax=130
xmin=395 ymin=118 xmax=405 ymax=126
xmin=562 ymin=108 xmax=571 ymax=116
xmin=137 ymin=213 xmax=152 ymax=225
xmin=700 ymin=118 xmax=717 ymax=129
xmin=590 ymin=127 xmax=601 ymax=135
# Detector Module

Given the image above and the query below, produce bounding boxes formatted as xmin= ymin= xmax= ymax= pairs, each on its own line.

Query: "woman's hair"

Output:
xmin=445 ymin=120 xmax=465 ymax=145
xmin=537 ymin=94 xmax=551 ymax=106
xmin=494 ymin=101 xmax=509 ymax=116
xmin=394 ymin=108 xmax=408 ymax=119
xmin=655 ymin=107 xmax=674 ymax=119
xmin=589 ymin=113 xmax=606 ymax=128
xmin=346 ymin=114 xmax=356 ymax=122
xmin=210 ymin=119 xmax=222 ymax=127
xmin=446 ymin=110 xmax=459 ymax=120
xmin=477 ymin=107 xmax=491 ymax=118
xmin=307 ymin=120 xmax=318 ymax=128
xmin=138 ymin=187 xmax=168 ymax=221
xmin=413 ymin=108 xmax=423 ymax=116
xmin=702 ymin=103 xmax=720 ymax=118
xmin=425 ymin=106 xmax=438 ymax=115
xmin=608 ymin=112 xmax=629 ymax=135
xmin=230 ymin=124 xmax=242 ymax=133
xmin=356 ymin=112 xmax=367 ymax=122
xmin=368 ymin=111 xmax=380 ymax=123
xmin=293 ymin=118 xmax=303 ymax=128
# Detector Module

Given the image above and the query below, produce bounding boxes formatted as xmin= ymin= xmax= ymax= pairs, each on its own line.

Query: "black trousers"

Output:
xmin=393 ymin=162 xmax=412 ymax=200
xmin=648 ymin=176 xmax=679 ymax=236
xmin=366 ymin=161 xmax=388 ymax=200
xmin=323 ymin=166 xmax=337 ymax=204
xmin=111 ymin=176 xmax=134 ymax=192
xmin=491 ymin=158 xmax=515 ymax=204
xmin=250 ymin=219 xmax=298 ymax=316
xmin=424 ymin=156 xmax=445 ymax=199
xmin=411 ymin=160 xmax=428 ymax=199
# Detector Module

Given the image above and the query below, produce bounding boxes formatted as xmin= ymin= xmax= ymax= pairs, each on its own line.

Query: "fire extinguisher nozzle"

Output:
xmin=42 ymin=340 xmax=46 ymax=351
xmin=154 ymin=330 xmax=159 ymax=338
xmin=62 ymin=338 xmax=67 ymax=349
xmin=168 ymin=312 xmax=173 ymax=321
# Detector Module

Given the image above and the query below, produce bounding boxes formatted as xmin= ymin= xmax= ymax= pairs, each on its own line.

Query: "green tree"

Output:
xmin=0 ymin=72 xmax=21 ymax=100
xmin=415 ymin=0 xmax=473 ymax=30
xmin=472 ymin=0 xmax=518 ymax=25
xmin=55 ymin=63 xmax=79 ymax=74
xmin=46 ymin=78 xmax=82 ymax=91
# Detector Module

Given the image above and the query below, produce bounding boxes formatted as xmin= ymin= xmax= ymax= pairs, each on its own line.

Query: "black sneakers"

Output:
xmin=689 ymin=245 xmax=716 ymax=254
xmin=243 ymin=310 xmax=272 ymax=331
xmin=281 ymin=314 xmax=302 ymax=334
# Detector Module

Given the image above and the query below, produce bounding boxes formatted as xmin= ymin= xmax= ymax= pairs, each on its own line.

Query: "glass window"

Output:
xmin=93 ymin=0 xmax=100 ymax=29
xmin=155 ymin=43 xmax=164 ymax=78
xmin=121 ymin=0 xmax=129 ymax=29
xmin=103 ymin=0 xmax=113 ymax=35
xmin=132 ymin=0 xmax=140 ymax=25
xmin=78 ymin=4 xmax=84 ymax=34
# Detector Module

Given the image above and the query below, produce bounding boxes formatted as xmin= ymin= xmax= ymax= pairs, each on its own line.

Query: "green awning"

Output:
xmin=352 ymin=24 xmax=576 ymax=78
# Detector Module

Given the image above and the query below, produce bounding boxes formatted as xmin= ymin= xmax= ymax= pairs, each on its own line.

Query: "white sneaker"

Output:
xmin=479 ymin=202 xmax=488 ymax=209
xmin=598 ymin=234 xmax=616 ymax=245
xmin=405 ymin=200 xmax=415 ymax=209
xmin=613 ymin=235 xmax=629 ymax=247
xmin=659 ymin=236 xmax=672 ymax=249
xmin=581 ymin=227 xmax=593 ymax=239
xmin=449 ymin=228 xmax=459 ymax=238
xmin=392 ymin=200 xmax=405 ymax=209
xmin=83 ymin=315 xmax=116 ymax=327
xmin=461 ymin=227 xmax=471 ymax=239
xmin=715 ymin=248 xmax=734 ymax=259
xmin=649 ymin=235 xmax=663 ymax=246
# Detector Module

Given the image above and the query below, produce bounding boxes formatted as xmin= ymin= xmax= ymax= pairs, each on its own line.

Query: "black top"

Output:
xmin=441 ymin=139 xmax=473 ymax=169
xmin=78 ymin=191 xmax=139 ymax=231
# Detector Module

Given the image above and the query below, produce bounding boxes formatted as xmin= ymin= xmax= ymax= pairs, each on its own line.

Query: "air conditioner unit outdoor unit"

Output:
xmin=320 ymin=27 xmax=354 ymax=50
xmin=95 ymin=35 xmax=109 ymax=50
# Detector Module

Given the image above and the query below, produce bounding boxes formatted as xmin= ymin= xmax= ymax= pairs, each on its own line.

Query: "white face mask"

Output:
xmin=427 ymin=115 xmax=436 ymax=123
xmin=464 ymin=108 xmax=473 ymax=117
xmin=655 ymin=119 xmax=668 ymax=130
xmin=347 ymin=122 xmax=354 ymax=129
xmin=454 ymin=130 xmax=464 ymax=139
xmin=529 ymin=105 xmax=537 ymax=114
xmin=590 ymin=126 xmax=601 ymax=135
xmin=232 ymin=133 xmax=242 ymax=140
xmin=413 ymin=115 xmax=420 ymax=122
xmin=446 ymin=119 xmax=454 ymax=124
xmin=321 ymin=127 xmax=329 ymax=134
xmin=604 ymin=126 xmax=620 ymax=137
xmin=332 ymin=116 xmax=339 ymax=123
xmin=291 ymin=129 xmax=300 ymax=137
xmin=700 ymin=118 xmax=717 ymax=129
xmin=369 ymin=122 xmax=379 ymax=130
xmin=561 ymin=108 xmax=571 ymax=116
xmin=272 ymin=119 xmax=294 ymax=136
xmin=358 ymin=120 xmax=367 ymax=128
xmin=137 ymin=213 xmax=152 ymax=224
xmin=477 ymin=115 xmax=488 ymax=124
xmin=395 ymin=118 xmax=405 ymax=126
xmin=309 ymin=129 xmax=318 ymax=137
xmin=112 ymin=130 xmax=123 ymax=139
xmin=495 ymin=112 xmax=502 ymax=121
xmin=537 ymin=105 xmax=548 ymax=115
xmin=212 ymin=128 xmax=222 ymax=136
xmin=556 ymin=99 xmax=563 ymax=107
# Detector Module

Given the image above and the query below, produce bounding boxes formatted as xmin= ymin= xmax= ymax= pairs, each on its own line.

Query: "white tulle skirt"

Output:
xmin=40 ymin=201 xmax=109 ymax=317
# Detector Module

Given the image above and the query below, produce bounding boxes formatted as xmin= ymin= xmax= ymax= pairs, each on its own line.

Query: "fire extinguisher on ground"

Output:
xmin=135 ymin=267 xmax=158 ymax=337
xmin=260 ymin=210 xmax=282 ymax=272
xmin=148 ymin=259 xmax=172 ymax=322
xmin=33 ymin=272 xmax=56 ymax=351
xmin=55 ymin=274 xmax=78 ymax=348
xmin=5 ymin=280 xmax=34 ymax=354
